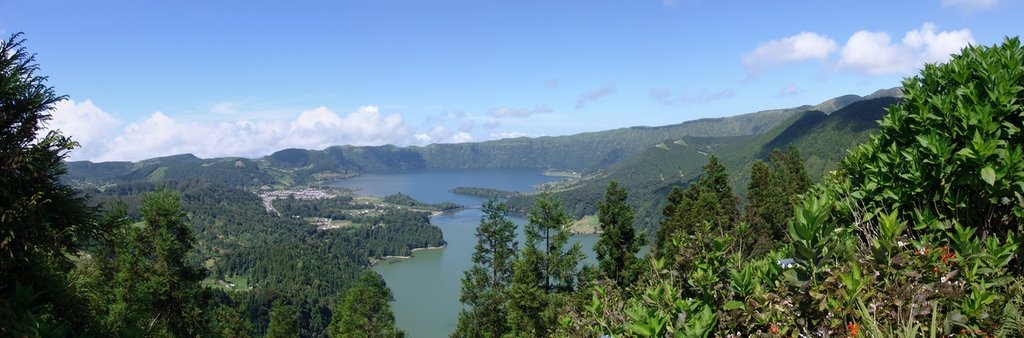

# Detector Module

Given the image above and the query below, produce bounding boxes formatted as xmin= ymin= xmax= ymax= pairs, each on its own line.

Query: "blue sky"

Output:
xmin=2 ymin=0 xmax=1020 ymax=161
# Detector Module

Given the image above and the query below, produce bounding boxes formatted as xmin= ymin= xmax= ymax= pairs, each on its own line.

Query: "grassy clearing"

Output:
xmin=570 ymin=214 xmax=601 ymax=234
xmin=202 ymin=275 xmax=251 ymax=291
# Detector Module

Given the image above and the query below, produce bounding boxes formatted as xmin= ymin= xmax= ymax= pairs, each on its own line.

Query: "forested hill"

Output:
xmin=64 ymin=88 xmax=899 ymax=188
xmin=507 ymin=96 xmax=901 ymax=231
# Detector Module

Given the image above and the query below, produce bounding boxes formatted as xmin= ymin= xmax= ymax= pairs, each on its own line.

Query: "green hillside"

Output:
xmin=507 ymin=96 xmax=900 ymax=232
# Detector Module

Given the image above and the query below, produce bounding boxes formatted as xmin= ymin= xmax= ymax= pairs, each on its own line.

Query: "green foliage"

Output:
xmin=138 ymin=188 xmax=210 ymax=336
xmin=524 ymin=196 xmax=585 ymax=294
xmin=212 ymin=304 xmax=257 ymax=338
xmin=450 ymin=186 xmax=516 ymax=199
xmin=454 ymin=199 xmax=518 ymax=338
xmin=594 ymin=181 xmax=645 ymax=286
xmin=655 ymin=155 xmax=739 ymax=262
xmin=383 ymin=192 xmax=462 ymax=211
xmin=787 ymin=191 xmax=839 ymax=285
xmin=556 ymin=258 xmax=718 ymax=337
xmin=80 ymin=188 xmax=210 ymax=337
xmin=266 ymin=301 xmax=300 ymax=338
xmin=842 ymin=37 xmax=1024 ymax=252
xmin=744 ymin=147 xmax=813 ymax=253
xmin=328 ymin=272 xmax=403 ymax=338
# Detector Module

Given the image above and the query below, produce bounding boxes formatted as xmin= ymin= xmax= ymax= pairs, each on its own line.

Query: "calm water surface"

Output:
xmin=332 ymin=169 xmax=600 ymax=338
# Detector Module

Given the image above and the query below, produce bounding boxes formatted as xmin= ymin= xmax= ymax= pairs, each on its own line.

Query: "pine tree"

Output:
xmin=140 ymin=188 xmax=209 ymax=337
xmin=783 ymin=145 xmax=811 ymax=198
xmin=655 ymin=155 xmax=739 ymax=256
xmin=744 ymin=148 xmax=812 ymax=249
xmin=0 ymin=32 xmax=110 ymax=336
xmin=212 ymin=304 xmax=257 ymax=338
xmin=266 ymin=301 xmax=299 ymax=338
xmin=594 ymin=181 xmax=644 ymax=285
xmin=328 ymin=272 xmax=403 ymax=338
xmin=506 ymin=196 xmax=583 ymax=336
xmin=528 ymin=196 xmax=584 ymax=293
xmin=453 ymin=199 xmax=518 ymax=338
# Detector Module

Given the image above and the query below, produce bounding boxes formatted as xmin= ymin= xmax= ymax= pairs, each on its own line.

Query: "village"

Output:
xmin=257 ymin=187 xmax=335 ymax=216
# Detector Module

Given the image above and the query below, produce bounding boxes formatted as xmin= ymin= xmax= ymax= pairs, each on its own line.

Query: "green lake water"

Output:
xmin=332 ymin=169 xmax=602 ymax=338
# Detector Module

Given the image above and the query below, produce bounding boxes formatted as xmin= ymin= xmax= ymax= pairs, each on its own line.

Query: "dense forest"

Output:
xmin=81 ymin=179 xmax=445 ymax=337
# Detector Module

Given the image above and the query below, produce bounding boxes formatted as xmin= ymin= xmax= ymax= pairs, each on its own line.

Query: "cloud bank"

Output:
xmin=47 ymin=100 xmax=425 ymax=161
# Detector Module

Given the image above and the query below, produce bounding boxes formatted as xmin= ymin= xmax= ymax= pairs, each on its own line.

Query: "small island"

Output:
xmin=450 ymin=186 xmax=517 ymax=199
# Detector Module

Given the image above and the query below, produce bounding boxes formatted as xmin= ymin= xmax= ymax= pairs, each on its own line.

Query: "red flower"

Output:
xmin=769 ymin=324 xmax=779 ymax=334
xmin=847 ymin=322 xmax=859 ymax=337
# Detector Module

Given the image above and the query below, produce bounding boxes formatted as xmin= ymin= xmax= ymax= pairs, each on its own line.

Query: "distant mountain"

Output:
xmin=65 ymin=89 xmax=895 ymax=189
xmin=66 ymin=154 xmax=276 ymax=188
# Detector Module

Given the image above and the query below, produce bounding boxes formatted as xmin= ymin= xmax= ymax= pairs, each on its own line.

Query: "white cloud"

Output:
xmin=838 ymin=23 xmax=973 ymax=75
xmin=837 ymin=31 xmax=915 ymax=75
xmin=941 ymin=0 xmax=998 ymax=12
xmin=742 ymin=32 xmax=838 ymax=71
xmin=903 ymin=23 xmax=975 ymax=65
xmin=574 ymin=86 xmax=616 ymax=109
xmin=46 ymin=99 xmax=122 ymax=160
xmin=489 ymin=105 xmax=553 ymax=118
xmin=483 ymin=121 xmax=503 ymax=129
xmin=413 ymin=125 xmax=474 ymax=144
xmin=50 ymin=102 xmax=417 ymax=162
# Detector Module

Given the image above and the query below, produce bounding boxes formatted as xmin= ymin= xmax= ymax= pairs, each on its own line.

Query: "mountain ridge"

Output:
xmin=65 ymin=88 xmax=900 ymax=189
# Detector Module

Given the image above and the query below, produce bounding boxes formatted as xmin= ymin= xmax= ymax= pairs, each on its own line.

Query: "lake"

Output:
xmin=332 ymin=168 xmax=601 ymax=338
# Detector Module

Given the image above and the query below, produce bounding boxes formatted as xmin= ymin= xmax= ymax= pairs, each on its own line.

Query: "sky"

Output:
xmin=1 ymin=0 xmax=1020 ymax=161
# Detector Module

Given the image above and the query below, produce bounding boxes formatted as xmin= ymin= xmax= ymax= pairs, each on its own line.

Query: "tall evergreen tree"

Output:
xmin=744 ymin=148 xmax=812 ymax=249
xmin=527 ymin=196 xmax=584 ymax=293
xmin=212 ymin=304 xmax=257 ymax=338
xmin=506 ymin=196 xmax=583 ymax=336
xmin=453 ymin=199 xmax=518 ymax=338
xmin=593 ymin=181 xmax=644 ymax=286
xmin=328 ymin=272 xmax=403 ymax=338
xmin=140 ymin=188 xmax=209 ymax=336
xmin=0 ymin=32 xmax=111 ymax=336
xmin=655 ymin=155 xmax=739 ymax=256
xmin=783 ymin=145 xmax=811 ymax=198
xmin=266 ymin=301 xmax=300 ymax=338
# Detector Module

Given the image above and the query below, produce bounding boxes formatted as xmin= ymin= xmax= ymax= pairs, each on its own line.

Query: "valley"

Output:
xmin=5 ymin=5 xmax=1020 ymax=336
xmin=60 ymin=88 xmax=904 ymax=337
